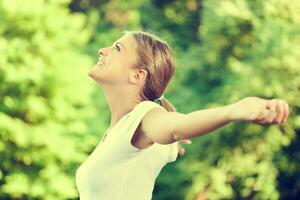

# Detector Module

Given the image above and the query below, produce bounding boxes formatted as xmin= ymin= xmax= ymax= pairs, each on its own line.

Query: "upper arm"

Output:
xmin=140 ymin=107 xmax=185 ymax=144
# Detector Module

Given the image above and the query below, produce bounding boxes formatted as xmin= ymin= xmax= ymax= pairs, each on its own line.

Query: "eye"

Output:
xmin=113 ymin=44 xmax=120 ymax=51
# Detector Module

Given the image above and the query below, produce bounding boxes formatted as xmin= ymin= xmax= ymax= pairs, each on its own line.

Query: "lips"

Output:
xmin=97 ymin=58 xmax=105 ymax=66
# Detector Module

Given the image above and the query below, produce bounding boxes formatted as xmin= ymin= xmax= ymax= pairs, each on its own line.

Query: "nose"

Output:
xmin=98 ymin=43 xmax=115 ymax=57
xmin=98 ymin=47 xmax=107 ymax=56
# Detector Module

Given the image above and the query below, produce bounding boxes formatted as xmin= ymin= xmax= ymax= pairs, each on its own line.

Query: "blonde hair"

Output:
xmin=124 ymin=30 xmax=177 ymax=112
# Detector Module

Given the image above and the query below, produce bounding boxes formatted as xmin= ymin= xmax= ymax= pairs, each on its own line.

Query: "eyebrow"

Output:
xmin=115 ymin=42 xmax=126 ymax=50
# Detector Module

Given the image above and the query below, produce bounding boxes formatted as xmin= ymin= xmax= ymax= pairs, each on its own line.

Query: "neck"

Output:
xmin=102 ymin=86 xmax=142 ymax=130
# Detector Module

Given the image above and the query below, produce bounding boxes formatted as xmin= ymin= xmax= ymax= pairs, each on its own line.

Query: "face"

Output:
xmin=88 ymin=33 xmax=147 ymax=87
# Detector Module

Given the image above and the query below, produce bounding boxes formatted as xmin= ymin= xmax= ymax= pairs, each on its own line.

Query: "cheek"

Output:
xmin=89 ymin=54 xmax=132 ymax=82
xmin=111 ymin=66 xmax=129 ymax=80
xmin=113 ymin=64 xmax=135 ymax=84
xmin=110 ymin=57 xmax=132 ymax=74
xmin=98 ymin=61 xmax=128 ymax=80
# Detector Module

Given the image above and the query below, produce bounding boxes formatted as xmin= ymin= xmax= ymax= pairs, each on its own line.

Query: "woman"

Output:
xmin=76 ymin=30 xmax=289 ymax=200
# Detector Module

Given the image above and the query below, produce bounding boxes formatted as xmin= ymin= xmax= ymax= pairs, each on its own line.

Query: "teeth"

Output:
xmin=97 ymin=60 xmax=104 ymax=65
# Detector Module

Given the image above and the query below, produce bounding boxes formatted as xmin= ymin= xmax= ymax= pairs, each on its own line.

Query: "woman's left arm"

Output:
xmin=142 ymin=97 xmax=289 ymax=145
xmin=172 ymin=97 xmax=289 ymax=141
xmin=172 ymin=104 xmax=234 ymax=140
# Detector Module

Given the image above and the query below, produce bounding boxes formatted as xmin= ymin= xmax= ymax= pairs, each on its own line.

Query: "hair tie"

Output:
xmin=154 ymin=94 xmax=165 ymax=102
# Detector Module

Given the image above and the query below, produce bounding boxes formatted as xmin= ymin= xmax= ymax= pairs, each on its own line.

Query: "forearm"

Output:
xmin=173 ymin=104 xmax=234 ymax=140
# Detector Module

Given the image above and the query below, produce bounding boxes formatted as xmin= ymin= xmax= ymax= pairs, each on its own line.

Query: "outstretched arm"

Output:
xmin=172 ymin=104 xmax=233 ymax=140
xmin=142 ymin=97 xmax=289 ymax=145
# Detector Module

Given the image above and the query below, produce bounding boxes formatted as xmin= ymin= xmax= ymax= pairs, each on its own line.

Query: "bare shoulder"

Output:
xmin=140 ymin=106 xmax=183 ymax=144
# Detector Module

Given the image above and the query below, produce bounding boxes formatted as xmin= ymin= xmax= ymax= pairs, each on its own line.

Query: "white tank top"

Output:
xmin=75 ymin=100 xmax=178 ymax=200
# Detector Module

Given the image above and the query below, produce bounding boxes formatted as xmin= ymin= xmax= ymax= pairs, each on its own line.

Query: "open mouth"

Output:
xmin=96 ymin=59 xmax=105 ymax=67
xmin=97 ymin=60 xmax=104 ymax=65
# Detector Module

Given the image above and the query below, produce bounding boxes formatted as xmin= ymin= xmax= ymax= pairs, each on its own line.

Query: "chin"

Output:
xmin=88 ymin=66 xmax=107 ymax=84
xmin=88 ymin=67 xmax=95 ymax=77
xmin=88 ymin=67 xmax=100 ymax=79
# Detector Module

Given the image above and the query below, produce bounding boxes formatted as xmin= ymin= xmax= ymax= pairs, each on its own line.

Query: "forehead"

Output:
xmin=116 ymin=33 xmax=138 ymax=67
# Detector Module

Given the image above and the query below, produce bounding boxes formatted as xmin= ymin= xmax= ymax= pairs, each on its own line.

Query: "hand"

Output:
xmin=230 ymin=97 xmax=289 ymax=125
xmin=177 ymin=139 xmax=192 ymax=156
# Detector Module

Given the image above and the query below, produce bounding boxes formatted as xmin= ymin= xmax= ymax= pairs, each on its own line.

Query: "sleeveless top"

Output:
xmin=75 ymin=100 xmax=178 ymax=200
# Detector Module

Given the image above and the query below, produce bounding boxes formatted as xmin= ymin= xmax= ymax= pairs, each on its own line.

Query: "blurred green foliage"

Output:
xmin=0 ymin=0 xmax=299 ymax=199
xmin=0 ymin=0 xmax=102 ymax=199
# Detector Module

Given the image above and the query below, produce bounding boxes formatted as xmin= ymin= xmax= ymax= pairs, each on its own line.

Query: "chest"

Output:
xmin=103 ymin=121 xmax=154 ymax=150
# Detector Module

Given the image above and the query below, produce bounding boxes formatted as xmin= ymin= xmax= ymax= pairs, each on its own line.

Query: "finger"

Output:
xmin=177 ymin=142 xmax=183 ymax=156
xmin=280 ymin=101 xmax=287 ymax=124
xmin=284 ymin=102 xmax=289 ymax=123
xmin=178 ymin=147 xmax=185 ymax=156
xmin=272 ymin=99 xmax=282 ymax=123
xmin=277 ymin=100 xmax=286 ymax=123
xmin=181 ymin=139 xmax=192 ymax=144
xmin=265 ymin=99 xmax=278 ymax=124
xmin=281 ymin=101 xmax=289 ymax=123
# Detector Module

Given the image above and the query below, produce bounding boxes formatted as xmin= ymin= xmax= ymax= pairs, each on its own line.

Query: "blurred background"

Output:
xmin=0 ymin=0 xmax=299 ymax=199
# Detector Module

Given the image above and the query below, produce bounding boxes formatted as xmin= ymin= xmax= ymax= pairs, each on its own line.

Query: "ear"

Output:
xmin=129 ymin=67 xmax=148 ymax=84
